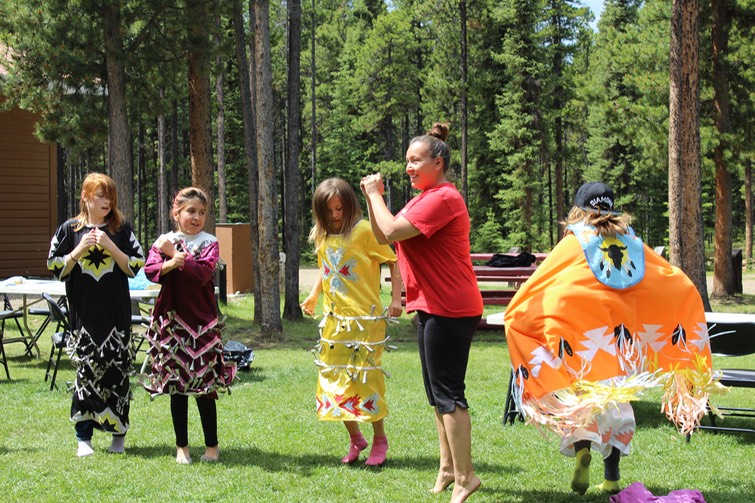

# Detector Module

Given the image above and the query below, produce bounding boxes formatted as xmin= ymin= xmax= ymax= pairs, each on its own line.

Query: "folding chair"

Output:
xmin=698 ymin=313 xmax=755 ymax=434
xmin=130 ymin=298 xmax=153 ymax=359
xmin=0 ymin=310 xmax=14 ymax=379
xmin=503 ymin=368 xmax=524 ymax=425
xmin=26 ymin=296 xmax=68 ymax=357
xmin=41 ymin=292 xmax=73 ymax=391
xmin=1 ymin=293 xmax=31 ymax=359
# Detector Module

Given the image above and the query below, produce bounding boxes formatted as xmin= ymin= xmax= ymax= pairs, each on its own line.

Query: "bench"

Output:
xmin=473 ymin=265 xmax=536 ymax=324
xmin=385 ymin=258 xmax=541 ymax=329
xmin=470 ymin=252 xmax=548 ymax=264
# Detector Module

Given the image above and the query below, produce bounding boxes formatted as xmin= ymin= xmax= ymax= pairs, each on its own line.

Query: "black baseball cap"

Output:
xmin=574 ymin=181 xmax=619 ymax=214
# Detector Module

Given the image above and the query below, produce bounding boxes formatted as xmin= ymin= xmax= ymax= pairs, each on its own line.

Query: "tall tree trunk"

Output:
xmin=253 ymin=0 xmax=283 ymax=333
xmin=283 ymin=0 xmax=303 ymax=320
xmin=551 ymin=6 xmax=565 ymax=237
xmin=233 ymin=0 xmax=260 ymax=322
xmin=138 ymin=121 xmax=146 ymax=245
xmin=309 ymin=0 xmax=316 ymax=193
xmin=746 ymin=157 xmax=753 ymax=265
xmin=215 ymin=13 xmax=228 ymax=223
xmin=157 ymin=102 xmax=169 ymax=235
xmin=459 ymin=0 xmax=468 ymax=203
xmin=711 ymin=0 xmax=733 ymax=297
xmin=171 ymin=100 xmax=180 ymax=199
xmin=414 ymin=23 xmax=423 ymax=134
xmin=101 ymin=1 xmax=133 ymax=223
xmin=249 ymin=0 xmax=262 ymax=322
xmin=57 ymin=145 xmax=66 ymax=224
xmin=668 ymin=0 xmax=710 ymax=310
xmin=186 ymin=0 xmax=216 ymax=233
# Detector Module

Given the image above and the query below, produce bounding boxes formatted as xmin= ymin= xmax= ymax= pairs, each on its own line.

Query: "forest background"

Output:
xmin=0 ymin=0 xmax=753 ymax=334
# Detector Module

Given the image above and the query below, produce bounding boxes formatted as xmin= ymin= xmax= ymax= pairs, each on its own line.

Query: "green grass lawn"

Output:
xmin=1 ymin=291 xmax=754 ymax=503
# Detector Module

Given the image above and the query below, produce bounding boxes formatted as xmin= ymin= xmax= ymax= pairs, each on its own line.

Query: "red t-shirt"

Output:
xmin=395 ymin=183 xmax=483 ymax=318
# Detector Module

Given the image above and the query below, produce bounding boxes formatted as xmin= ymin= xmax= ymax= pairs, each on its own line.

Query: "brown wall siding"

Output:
xmin=0 ymin=105 xmax=57 ymax=278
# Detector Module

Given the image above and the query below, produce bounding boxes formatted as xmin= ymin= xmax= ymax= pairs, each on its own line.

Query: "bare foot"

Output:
xmin=176 ymin=446 xmax=192 ymax=464
xmin=201 ymin=445 xmax=219 ymax=462
xmin=450 ymin=474 xmax=481 ymax=503
xmin=429 ymin=471 xmax=455 ymax=494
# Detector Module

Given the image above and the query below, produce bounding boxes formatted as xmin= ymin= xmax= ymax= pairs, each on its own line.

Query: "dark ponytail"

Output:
xmin=410 ymin=122 xmax=451 ymax=173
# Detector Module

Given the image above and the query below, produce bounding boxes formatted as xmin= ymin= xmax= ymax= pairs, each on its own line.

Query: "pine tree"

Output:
xmin=487 ymin=0 xmax=547 ymax=250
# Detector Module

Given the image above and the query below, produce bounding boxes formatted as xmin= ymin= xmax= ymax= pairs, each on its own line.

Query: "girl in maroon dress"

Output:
xmin=142 ymin=187 xmax=236 ymax=464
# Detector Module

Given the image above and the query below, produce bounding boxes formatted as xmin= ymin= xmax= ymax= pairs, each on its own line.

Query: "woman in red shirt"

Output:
xmin=361 ymin=123 xmax=483 ymax=503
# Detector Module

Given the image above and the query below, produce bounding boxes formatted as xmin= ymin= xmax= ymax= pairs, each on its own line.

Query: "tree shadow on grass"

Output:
xmin=498 ymin=488 xmax=613 ymax=502
xmin=380 ymin=453 xmax=523 ymax=478
xmin=126 ymin=444 xmax=521 ymax=479
xmin=0 ymin=377 xmax=34 ymax=385
xmin=500 ymin=482 xmax=755 ymax=503
xmin=127 ymin=444 xmax=339 ymax=475
xmin=632 ymin=399 xmax=676 ymax=429
xmin=234 ymin=367 xmax=266 ymax=384
xmin=6 ymin=354 xmax=50 ymax=369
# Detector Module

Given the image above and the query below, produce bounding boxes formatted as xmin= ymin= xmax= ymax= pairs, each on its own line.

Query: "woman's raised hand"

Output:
xmin=360 ymin=173 xmax=384 ymax=196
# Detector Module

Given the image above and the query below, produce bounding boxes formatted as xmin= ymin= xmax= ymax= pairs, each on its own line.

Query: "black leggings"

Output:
xmin=416 ymin=311 xmax=480 ymax=413
xmin=170 ymin=395 xmax=218 ymax=448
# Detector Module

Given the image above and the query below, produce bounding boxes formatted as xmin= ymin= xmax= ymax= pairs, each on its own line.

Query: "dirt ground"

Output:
xmin=297 ymin=266 xmax=321 ymax=291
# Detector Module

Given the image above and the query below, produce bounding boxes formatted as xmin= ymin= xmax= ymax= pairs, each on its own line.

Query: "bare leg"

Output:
xmin=429 ymin=409 xmax=455 ymax=493
xmin=371 ymin=418 xmax=385 ymax=437
xmin=344 ymin=420 xmax=362 ymax=436
xmin=444 ymin=407 xmax=481 ymax=503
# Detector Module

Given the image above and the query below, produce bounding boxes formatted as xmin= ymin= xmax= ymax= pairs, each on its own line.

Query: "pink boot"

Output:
xmin=341 ymin=433 xmax=368 ymax=464
xmin=365 ymin=435 xmax=388 ymax=467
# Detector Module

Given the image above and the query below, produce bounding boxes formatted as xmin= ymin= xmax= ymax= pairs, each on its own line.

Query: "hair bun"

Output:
xmin=426 ymin=122 xmax=449 ymax=142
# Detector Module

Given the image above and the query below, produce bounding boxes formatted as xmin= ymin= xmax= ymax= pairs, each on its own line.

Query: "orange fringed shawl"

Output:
xmin=504 ymin=229 xmax=721 ymax=436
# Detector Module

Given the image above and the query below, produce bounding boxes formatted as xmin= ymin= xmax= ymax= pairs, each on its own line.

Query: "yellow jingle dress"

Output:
xmin=313 ymin=219 xmax=397 ymax=423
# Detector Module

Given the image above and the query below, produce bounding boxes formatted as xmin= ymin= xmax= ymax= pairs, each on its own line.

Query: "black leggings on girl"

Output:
xmin=170 ymin=394 xmax=218 ymax=448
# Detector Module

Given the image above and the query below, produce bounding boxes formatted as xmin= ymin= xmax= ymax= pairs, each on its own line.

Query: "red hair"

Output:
xmin=73 ymin=172 xmax=125 ymax=233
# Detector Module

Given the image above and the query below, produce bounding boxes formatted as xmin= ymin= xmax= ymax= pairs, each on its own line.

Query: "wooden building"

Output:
xmin=0 ymin=101 xmax=58 ymax=278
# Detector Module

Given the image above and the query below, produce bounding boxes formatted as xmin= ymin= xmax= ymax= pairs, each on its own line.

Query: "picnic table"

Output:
xmin=470 ymin=252 xmax=548 ymax=264
xmin=386 ymin=253 xmax=545 ymax=326
xmin=0 ymin=277 xmax=159 ymax=358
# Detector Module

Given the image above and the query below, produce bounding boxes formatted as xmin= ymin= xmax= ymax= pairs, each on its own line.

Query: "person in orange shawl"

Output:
xmin=504 ymin=182 xmax=720 ymax=495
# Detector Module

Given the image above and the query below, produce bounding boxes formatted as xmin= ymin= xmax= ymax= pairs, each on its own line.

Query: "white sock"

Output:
xmin=109 ymin=436 xmax=125 ymax=454
xmin=77 ymin=440 xmax=94 ymax=457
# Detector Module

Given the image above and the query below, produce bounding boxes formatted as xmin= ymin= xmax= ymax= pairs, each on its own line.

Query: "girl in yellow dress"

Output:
xmin=301 ymin=178 xmax=403 ymax=466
